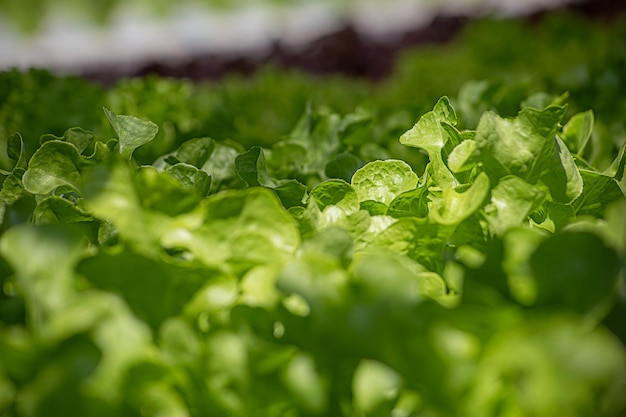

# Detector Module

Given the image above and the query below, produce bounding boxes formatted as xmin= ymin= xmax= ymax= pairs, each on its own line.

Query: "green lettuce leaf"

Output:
xmin=561 ymin=110 xmax=594 ymax=156
xmin=103 ymin=107 xmax=158 ymax=161
xmin=235 ymin=146 xmax=276 ymax=188
xmin=0 ymin=224 xmax=86 ymax=327
xmin=22 ymin=141 xmax=91 ymax=195
xmin=485 ymin=176 xmax=546 ymax=235
xmin=531 ymin=231 xmax=621 ymax=315
xmin=310 ymin=179 xmax=358 ymax=214
xmin=474 ymin=105 xmax=565 ymax=181
xmin=40 ymin=127 xmax=96 ymax=155
xmin=351 ymin=160 xmax=418 ymax=206
xmin=429 ymin=172 xmax=490 ymax=226
xmin=399 ymin=97 xmax=459 ymax=187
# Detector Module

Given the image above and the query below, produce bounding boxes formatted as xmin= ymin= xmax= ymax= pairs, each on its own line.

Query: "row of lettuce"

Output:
xmin=2 ymin=14 xmax=625 ymax=171
xmin=1 ymin=13 xmax=626 ymax=417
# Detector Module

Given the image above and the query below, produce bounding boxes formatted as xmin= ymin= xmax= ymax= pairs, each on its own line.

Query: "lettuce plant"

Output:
xmin=0 ymin=91 xmax=624 ymax=417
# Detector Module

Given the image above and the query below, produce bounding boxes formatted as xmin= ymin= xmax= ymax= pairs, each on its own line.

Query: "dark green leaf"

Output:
xmin=175 ymin=137 xmax=215 ymax=168
xmin=325 ymin=152 xmax=361 ymax=182
xmin=7 ymin=133 xmax=23 ymax=163
xmin=387 ymin=188 xmax=429 ymax=218
xmin=273 ymin=179 xmax=308 ymax=209
xmin=540 ymin=135 xmax=583 ymax=204
xmin=531 ymin=231 xmax=620 ymax=314
xmin=310 ymin=179 xmax=358 ymax=213
xmin=359 ymin=200 xmax=388 ymax=216
xmin=235 ymin=146 xmax=276 ymax=188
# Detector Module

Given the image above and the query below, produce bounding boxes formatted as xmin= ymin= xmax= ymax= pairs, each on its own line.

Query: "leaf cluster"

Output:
xmin=1 ymin=13 xmax=626 ymax=417
xmin=0 ymin=89 xmax=625 ymax=417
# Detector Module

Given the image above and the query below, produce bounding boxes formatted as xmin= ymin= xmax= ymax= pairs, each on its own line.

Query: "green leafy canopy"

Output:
xmin=0 ymin=89 xmax=625 ymax=417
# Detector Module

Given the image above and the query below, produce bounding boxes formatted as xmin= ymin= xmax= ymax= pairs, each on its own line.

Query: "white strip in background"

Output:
xmin=0 ymin=0 xmax=574 ymax=73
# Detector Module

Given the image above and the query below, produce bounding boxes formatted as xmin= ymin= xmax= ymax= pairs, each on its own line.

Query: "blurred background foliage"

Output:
xmin=1 ymin=1 xmax=626 ymax=416
xmin=1 ymin=12 xmax=624 ymax=168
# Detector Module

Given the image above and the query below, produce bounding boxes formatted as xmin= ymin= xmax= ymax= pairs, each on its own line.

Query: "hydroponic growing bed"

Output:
xmin=0 ymin=2 xmax=625 ymax=417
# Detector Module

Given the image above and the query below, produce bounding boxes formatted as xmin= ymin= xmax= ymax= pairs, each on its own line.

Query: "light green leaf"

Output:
xmin=265 ymin=142 xmax=307 ymax=179
xmin=282 ymin=353 xmax=327 ymax=414
xmin=349 ymin=251 xmax=423 ymax=306
xmin=399 ymin=97 xmax=458 ymax=187
xmin=466 ymin=316 xmax=626 ymax=417
xmin=447 ymin=139 xmax=477 ymax=173
xmin=301 ymin=227 xmax=353 ymax=266
xmin=352 ymin=359 xmax=401 ymax=414
xmin=277 ymin=251 xmax=348 ymax=313
xmin=22 ymin=141 xmax=89 ymax=195
xmin=485 ymin=176 xmax=546 ymax=235
xmin=286 ymin=106 xmax=343 ymax=177
xmin=122 ymin=376 xmax=190 ymax=417
xmin=429 ymin=172 xmax=490 ymax=225
xmin=29 ymin=290 xmax=156 ymax=404
xmin=521 ymin=91 xmax=569 ymax=110
xmin=502 ymin=227 xmax=546 ymax=305
xmin=201 ymin=142 xmax=242 ymax=192
xmin=373 ymin=217 xmax=448 ymax=272
xmin=158 ymin=317 xmax=201 ymax=368
xmin=351 ymin=160 xmax=418 ymax=206
xmin=103 ymin=107 xmax=158 ymax=160
xmin=40 ymin=127 xmax=96 ymax=154
xmin=82 ymin=163 xmax=170 ymax=257
xmin=562 ymin=110 xmax=593 ymax=156
xmin=239 ymin=265 xmax=281 ymax=309
xmin=474 ymin=105 xmax=566 ymax=182
xmin=350 ymin=250 xmax=449 ymax=306
xmin=162 ymin=187 xmax=300 ymax=270
xmin=0 ymin=224 xmax=85 ymax=328
xmin=605 ymin=141 xmax=626 ymax=196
